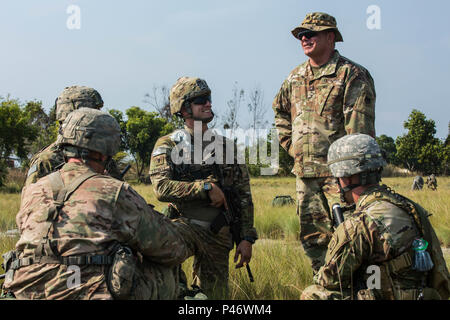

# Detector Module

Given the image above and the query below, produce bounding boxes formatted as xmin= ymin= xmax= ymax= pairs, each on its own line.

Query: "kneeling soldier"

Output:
xmin=301 ymin=134 xmax=449 ymax=300
xmin=2 ymin=108 xmax=199 ymax=300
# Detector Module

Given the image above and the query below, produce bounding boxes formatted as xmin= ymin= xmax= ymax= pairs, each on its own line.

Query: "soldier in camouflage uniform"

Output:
xmin=426 ymin=174 xmax=437 ymax=191
xmin=25 ymin=86 xmax=122 ymax=186
xmin=2 ymin=108 xmax=200 ymax=299
xmin=149 ymin=77 xmax=257 ymax=298
xmin=301 ymin=134 xmax=450 ymax=300
xmin=411 ymin=175 xmax=424 ymax=190
xmin=272 ymin=12 xmax=376 ymax=273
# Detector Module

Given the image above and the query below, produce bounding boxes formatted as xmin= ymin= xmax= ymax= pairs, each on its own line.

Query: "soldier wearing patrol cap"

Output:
xmin=3 ymin=108 xmax=201 ymax=299
xmin=272 ymin=12 xmax=377 ymax=273
xmin=24 ymin=86 xmax=122 ymax=186
xmin=149 ymin=77 xmax=257 ymax=298
xmin=300 ymin=134 xmax=450 ymax=300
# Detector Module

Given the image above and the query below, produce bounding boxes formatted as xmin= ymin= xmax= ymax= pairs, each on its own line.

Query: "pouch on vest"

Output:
xmin=1 ymin=250 xmax=17 ymax=285
xmin=356 ymin=289 xmax=377 ymax=300
xmin=106 ymin=244 xmax=138 ymax=300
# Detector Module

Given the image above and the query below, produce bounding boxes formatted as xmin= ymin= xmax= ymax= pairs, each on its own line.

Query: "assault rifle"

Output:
xmin=209 ymin=164 xmax=254 ymax=283
xmin=119 ymin=164 xmax=132 ymax=180
xmin=331 ymin=203 xmax=355 ymax=228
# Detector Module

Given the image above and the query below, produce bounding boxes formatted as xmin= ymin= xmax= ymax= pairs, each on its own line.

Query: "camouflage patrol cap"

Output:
xmin=58 ymin=108 xmax=121 ymax=157
xmin=56 ymin=86 xmax=104 ymax=122
xmin=327 ymin=134 xmax=386 ymax=178
xmin=291 ymin=12 xmax=343 ymax=42
xmin=169 ymin=77 xmax=211 ymax=116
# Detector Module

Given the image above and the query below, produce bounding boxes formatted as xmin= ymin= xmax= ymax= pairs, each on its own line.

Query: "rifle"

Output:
xmin=210 ymin=164 xmax=254 ymax=283
xmin=331 ymin=203 xmax=345 ymax=228
xmin=331 ymin=203 xmax=355 ymax=228
xmin=119 ymin=164 xmax=132 ymax=180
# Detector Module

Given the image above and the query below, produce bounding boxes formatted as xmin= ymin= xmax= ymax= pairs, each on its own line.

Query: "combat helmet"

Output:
xmin=55 ymin=86 xmax=104 ymax=123
xmin=58 ymin=108 xmax=121 ymax=158
xmin=327 ymin=134 xmax=386 ymax=196
xmin=169 ymin=77 xmax=211 ymax=116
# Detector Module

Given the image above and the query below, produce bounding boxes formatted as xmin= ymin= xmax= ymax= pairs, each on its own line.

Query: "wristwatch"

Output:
xmin=243 ymin=236 xmax=256 ymax=244
xmin=203 ymin=182 xmax=212 ymax=192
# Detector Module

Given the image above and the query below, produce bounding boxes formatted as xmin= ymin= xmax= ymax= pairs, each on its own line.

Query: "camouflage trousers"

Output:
xmin=6 ymin=261 xmax=179 ymax=300
xmin=296 ymin=176 xmax=340 ymax=273
xmin=128 ymin=260 xmax=180 ymax=300
xmin=178 ymin=221 xmax=233 ymax=299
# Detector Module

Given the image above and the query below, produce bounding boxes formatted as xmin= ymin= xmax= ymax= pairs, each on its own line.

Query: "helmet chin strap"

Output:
xmin=336 ymin=169 xmax=383 ymax=203
xmin=336 ymin=178 xmax=360 ymax=203
xmin=184 ymin=101 xmax=214 ymax=123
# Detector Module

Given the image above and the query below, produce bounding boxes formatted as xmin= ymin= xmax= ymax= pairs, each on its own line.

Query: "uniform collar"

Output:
xmin=306 ymin=49 xmax=340 ymax=80
xmin=62 ymin=161 xmax=96 ymax=174
xmin=355 ymin=184 xmax=384 ymax=210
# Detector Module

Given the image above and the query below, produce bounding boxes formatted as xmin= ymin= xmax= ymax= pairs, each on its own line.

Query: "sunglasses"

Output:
xmin=190 ymin=95 xmax=212 ymax=105
xmin=297 ymin=30 xmax=319 ymax=40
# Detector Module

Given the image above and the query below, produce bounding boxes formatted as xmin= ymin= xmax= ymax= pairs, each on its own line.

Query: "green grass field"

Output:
xmin=1 ymin=176 xmax=449 ymax=299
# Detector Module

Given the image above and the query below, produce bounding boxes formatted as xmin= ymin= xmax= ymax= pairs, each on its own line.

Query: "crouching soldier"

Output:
xmin=2 ymin=108 xmax=199 ymax=300
xmin=301 ymin=134 xmax=450 ymax=300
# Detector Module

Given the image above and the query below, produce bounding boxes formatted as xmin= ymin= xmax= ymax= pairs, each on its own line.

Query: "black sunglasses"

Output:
xmin=190 ymin=95 xmax=212 ymax=105
xmin=297 ymin=30 xmax=319 ymax=40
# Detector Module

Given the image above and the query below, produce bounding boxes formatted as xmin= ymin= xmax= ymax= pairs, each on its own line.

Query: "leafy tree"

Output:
xmin=0 ymin=97 xmax=40 ymax=184
xmin=376 ymin=134 xmax=398 ymax=165
xmin=395 ymin=109 xmax=444 ymax=174
xmin=109 ymin=107 xmax=174 ymax=182
xmin=23 ymin=100 xmax=58 ymax=167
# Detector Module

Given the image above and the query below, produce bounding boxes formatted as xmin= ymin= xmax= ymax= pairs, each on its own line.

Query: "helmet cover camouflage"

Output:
xmin=291 ymin=12 xmax=343 ymax=42
xmin=58 ymin=108 xmax=121 ymax=157
xmin=327 ymin=134 xmax=386 ymax=178
xmin=56 ymin=86 xmax=104 ymax=122
xmin=169 ymin=77 xmax=211 ymax=116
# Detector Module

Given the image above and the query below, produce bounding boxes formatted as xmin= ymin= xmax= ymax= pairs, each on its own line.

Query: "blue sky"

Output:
xmin=0 ymin=0 xmax=449 ymax=139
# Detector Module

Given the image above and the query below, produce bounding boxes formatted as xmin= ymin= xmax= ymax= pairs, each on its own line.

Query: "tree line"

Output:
xmin=376 ymin=110 xmax=449 ymax=176
xmin=0 ymin=91 xmax=448 ymax=186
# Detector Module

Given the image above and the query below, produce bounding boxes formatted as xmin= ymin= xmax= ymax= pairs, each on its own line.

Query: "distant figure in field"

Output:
xmin=411 ymin=176 xmax=424 ymax=190
xmin=426 ymin=174 xmax=437 ymax=191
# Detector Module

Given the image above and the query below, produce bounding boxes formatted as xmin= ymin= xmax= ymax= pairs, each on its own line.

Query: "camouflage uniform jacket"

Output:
xmin=25 ymin=141 xmax=123 ymax=186
xmin=6 ymin=162 xmax=197 ymax=299
xmin=314 ymin=184 xmax=450 ymax=299
xmin=149 ymin=126 xmax=257 ymax=240
xmin=272 ymin=50 xmax=376 ymax=177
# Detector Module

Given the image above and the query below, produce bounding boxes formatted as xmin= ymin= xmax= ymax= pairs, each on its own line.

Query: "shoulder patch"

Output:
xmin=170 ymin=129 xmax=190 ymax=143
xmin=152 ymin=147 xmax=170 ymax=157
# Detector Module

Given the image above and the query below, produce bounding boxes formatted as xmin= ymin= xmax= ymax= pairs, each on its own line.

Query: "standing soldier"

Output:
xmin=25 ymin=85 xmax=122 ymax=186
xmin=2 ymin=108 xmax=200 ymax=299
xmin=301 ymin=134 xmax=449 ymax=300
xmin=149 ymin=77 xmax=258 ymax=298
xmin=272 ymin=12 xmax=376 ymax=273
